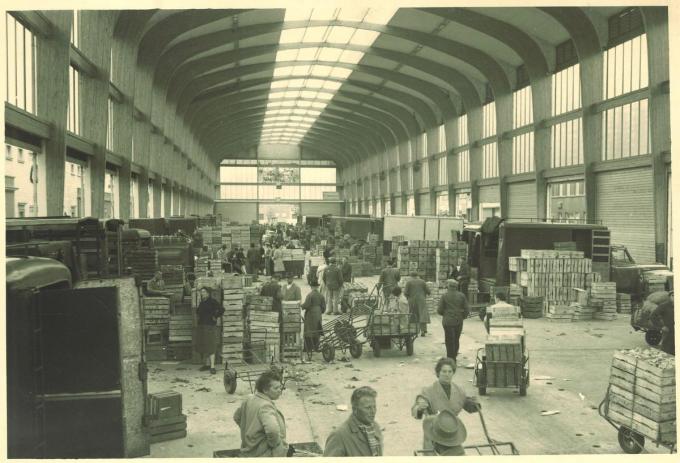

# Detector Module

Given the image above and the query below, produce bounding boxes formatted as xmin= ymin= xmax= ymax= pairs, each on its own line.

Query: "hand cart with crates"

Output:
xmin=365 ymin=284 xmax=419 ymax=358
xmin=598 ymin=348 xmax=676 ymax=454
xmin=473 ymin=309 xmax=529 ymax=396
xmin=222 ymin=331 xmax=286 ymax=395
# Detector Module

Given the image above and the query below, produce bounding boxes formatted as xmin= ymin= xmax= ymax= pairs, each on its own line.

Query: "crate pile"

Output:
xmin=617 ymin=293 xmax=632 ymax=314
xmin=209 ymin=258 xmax=223 ymax=273
xmin=519 ymin=296 xmax=544 ymax=319
xmin=605 ymin=348 xmax=676 ymax=445
xmin=221 ymin=275 xmax=245 ymax=365
xmin=198 ymin=226 xmax=223 ymax=254
xmin=370 ymin=313 xmax=417 ymax=335
xmin=591 ymin=282 xmax=618 ymax=321
xmin=147 ymin=391 xmax=187 ymax=443
xmin=224 ymin=224 xmax=252 ymax=249
xmin=124 ymin=248 xmax=158 ymax=280
xmin=546 ymin=304 xmax=575 ymax=322
xmin=645 ymin=273 xmax=668 ymax=294
xmin=281 ymin=301 xmax=302 ymax=363
xmin=195 ymin=257 xmax=210 ymax=277
xmin=397 ymin=241 xmax=437 ymax=280
xmin=168 ymin=314 xmax=193 ymax=360
xmin=250 ymin=224 xmax=262 ymax=245
xmin=362 ymin=244 xmax=381 ymax=266
xmin=247 ymin=295 xmax=273 ymax=312
xmin=485 ymin=315 xmax=526 ymax=387
xmin=510 ymin=250 xmax=594 ymax=309
xmin=143 ymin=297 xmax=171 ymax=360
xmin=161 ymin=264 xmax=186 ymax=302
xmin=435 ymin=243 xmax=469 ymax=282
xmin=570 ymin=290 xmax=596 ymax=321
xmin=249 ymin=310 xmax=280 ymax=362
xmin=425 ymin=282 xmax=447 ymax=315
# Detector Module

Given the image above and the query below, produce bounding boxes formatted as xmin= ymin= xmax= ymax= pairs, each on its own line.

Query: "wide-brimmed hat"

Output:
xmin=424 ymin=410 xmax=467 ymax=447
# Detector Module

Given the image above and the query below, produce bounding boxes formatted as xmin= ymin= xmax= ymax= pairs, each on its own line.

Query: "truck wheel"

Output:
xmin=349 ymin=342 xmax=363 ymax=359
xmin=321 ymin=344 xmax=335 ymax=362
xmin=645 ymin=330 xmax=662 ymax=346
xmin=223 ymin=369 xmax=237 ymax=394
xmin=618 ymin=427 xmax=644 ymax=454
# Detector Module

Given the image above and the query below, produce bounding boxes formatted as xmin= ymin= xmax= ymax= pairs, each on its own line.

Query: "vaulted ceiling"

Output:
xmin=114 ymin=7 xmax=616 ymax=167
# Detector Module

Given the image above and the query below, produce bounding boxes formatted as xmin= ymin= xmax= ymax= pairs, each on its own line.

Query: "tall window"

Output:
xmin=104 ymin=170 xmax=118 ymax=219
xmin=106 ymin=98 xmax=114 ymax=151
xmin=457 ymin=150 xmax=470 ymax=183
xmin=551 ymin=40 xmax=583 ymax=168
xmin=437 ymin=156 xmax=447 ymax=185
xmin=148 ymin=182 xmax=154 ymax=218
xmin=436 ymin=192 xmax=449 ymax=216
xmin=420 ymin=132 xmax=428 ymax=158
xmin=421 ymin=159 xmax=429 ymax=188
xmin=601 ymin=13 xmax=649 ymax=161
xmin=482 ymin=102 xmax=497 ymax=139
xmin=457 ymin=114 xmax=469 ymax=147
xmin=375 ymin=200 xmax=382 ymax=218
xmin=482 ymin=143 xmax=498 ymax=179
xmin=384 ymin=198 xmax=391 ymax=216
xmin=455 ymin=191 xmax=471 ymax=221
xmin=437 ymin=124 xmax=446 ymax=152
xmin=67 ymin=66 xmax=81 ymax=135
xmin=547 ymin=180 xmax=586 ymax=223
xmin=408 ymin=167 xmax=413 ymax=191
xmin=64 ymin=159 xmax=87 ymax=217
xmin=5 ymin=13 xmax=36 ymax=113
xmin=71 ymin=10 xmax=80 ymax=48
xmin=406 ymin=195 xmax=415 ymax=216
xmin=512 ymin=76 xmax=535 ymax=174
xmin=4 ymin=144 xmax=40 ymax=217
xmin=130 ymin=174 xmax=139 ymax=218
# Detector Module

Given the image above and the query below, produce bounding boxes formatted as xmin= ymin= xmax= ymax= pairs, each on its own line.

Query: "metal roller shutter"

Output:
xmin=418 ymin=193 xmax=432 ymax=215
xmin=479 ymin=185 xmax=500 ymax=204
xmin=507 ymin=181 xmax=537 ymax=222
xmin=596 ymin=167 xmax=656 ymax=263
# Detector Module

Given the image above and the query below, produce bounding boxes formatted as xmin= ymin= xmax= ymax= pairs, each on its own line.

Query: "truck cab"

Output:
xmin=610 ymin=244 xmax=673 ymax=299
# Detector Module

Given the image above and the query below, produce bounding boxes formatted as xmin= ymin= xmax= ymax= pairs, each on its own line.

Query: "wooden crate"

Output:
xmin=485 ymin=362 xmax=522 ymax=388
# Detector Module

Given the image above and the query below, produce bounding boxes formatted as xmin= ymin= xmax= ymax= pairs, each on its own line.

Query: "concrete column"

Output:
xmin=497 ymin=94 xmax=513 ymax=219
xmin=36 ymin=12 xmax=71 ymax=215
xmin=532 ymin=77 xmax=552 ymax=220
xmin=468 ymin=106 xmax=484 ymax=221
xmin=643 ymin=7 xmax=671 ymax=263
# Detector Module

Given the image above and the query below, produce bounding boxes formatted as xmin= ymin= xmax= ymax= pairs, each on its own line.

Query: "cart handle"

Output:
xmin=473 ymin=404 xmax=501 ymax=456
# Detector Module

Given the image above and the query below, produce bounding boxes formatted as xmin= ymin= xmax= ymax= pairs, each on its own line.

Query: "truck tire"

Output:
xmin=645 ymin=330 xmax=662 ymax=346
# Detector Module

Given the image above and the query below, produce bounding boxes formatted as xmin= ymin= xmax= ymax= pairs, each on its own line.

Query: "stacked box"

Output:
xmin=514 ymin=250 xmax=592 ymax=308
xmin=435 ymin=243 xmax=469 ymax=282
xmin=247 ymin=295 xmax=273 ymax=312
xmin=222 ymin=224 xmax=251 ymax=249
xmin=370 ymin=313 xmax=417 ymax=335
xmin=124 ymin=248 xmax=158 ymax=280
xmin=485 ymin=322 xmax=526 ymax=388
xmin=249 ymin=311 xmax=280 ymax=361
xmin=222 ymin=277 xmax=245 ymax=365
xmin=281 ymin=301 xmax=302 ymax=363
xmin=554 ymin=241 xmax=578 ymax=251
xmin=425 ymin=282 xmax=447 ymax=315
xmin=147 ymin=391 xmax=187 ymax=443
xmin=198 ymin=225 xmax=224 ymax=255
xmin=485 ymin=335 xmax=524 ymax=362
xmin=591 ymin=282 xmax=618 ymax=321
xmin=167 ymin=314 xmax=193 ymax=360
xmin=161 ymin=265 xmax=185 ymax=285
xmin=362 ymin=245 xmax=381 ymax=266
xmin=571 ymin=302 xmax=596 ymax=320
xmin=646 ymin=273 xmax=668 ymax=294
xmin=585 ymin=272 xmax=602 ymax=288
xmin=519 ymin=296 xmax=544 ymax=319
xmin=617 ymin=293 xmax=632 ymax=314
xmin=195 ymin=257 xmax=210 ymax=277
xmin=143 ymin=297 xmax=171 ymax=328
xmin=605 ymin=348 xmax=676 ymax=445
xmin=546 ymin=304 xmax=574 ymax=322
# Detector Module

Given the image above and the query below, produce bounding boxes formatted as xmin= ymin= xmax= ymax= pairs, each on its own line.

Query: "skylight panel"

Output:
xmin=279 ymin=28 xmax=306 ymax=44
xmin=297 ymin=47 xmax=319 ymax=61
xmin=349 ymin=29 xmax=380 ymax=47
xmin=296 ymin=100 xmax=312 ymax=108
xmin=315 ymin=92 xmax=334 ymax=100
xmin=300 ymin=90 xmax=319 ymax=99
xmin=310 ymin=8 xmax=338 ymax=21
xmin=305 ymin=79 xmax=325 ymax=89
xmin=283 ymin=90 xmax=300 ymax=99
xmin=275 ymin=49 xmax=299 ymax=62
xmin=270 ymin=80 xmax=289 ymax=89
xmin=310 ymin=65 xmax=333 ymax=77
xmin=337 ymin=8 xmax=368 ymax=23
xmin=287 ymin=78 xmax=306 ymax=88
xmin=329 ymin=67 xmax=352 ymax=79
xmin=322 ymin=80 xmax=342 ymax=91
xmin=302 ymin=26 xmax=329 ymax=43
xmin=310 ymin=101 xmax=328 ymax=109
xmin=318 ymin=47 xmax=343 ymax=62
xmin=274 ymin=66 xmax=294 ymax=77
xmin=364 ymin=8 xmax=397 ymax=25
xmin=339 ymin=49 xmax=364 ymax=64
xmin=292 ymin=64 xmax=311 ymax=76
xmin=326 ymin=26 xmax=355 ymax=44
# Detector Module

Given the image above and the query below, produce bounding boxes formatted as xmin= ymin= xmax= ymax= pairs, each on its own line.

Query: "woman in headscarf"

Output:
xmin=195 ymin=286 xmax=224 ymax=374
xmin=411 ymin=357 xmax=480 ymax=451
xmin=301 ymin=281 xmax=326 ymax=361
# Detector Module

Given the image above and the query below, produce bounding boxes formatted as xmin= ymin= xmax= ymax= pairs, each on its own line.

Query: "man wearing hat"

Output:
xmin=323 ymin=257 xmax=345 ymax=315
xmin=423 ymin=410 xmax=468 ymax=456
xmin=437 ymin=279 xmax=470 ymax=359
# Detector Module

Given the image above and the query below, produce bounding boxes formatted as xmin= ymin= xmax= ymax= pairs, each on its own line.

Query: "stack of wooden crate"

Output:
xmin=281 ymin=301 xmax=302 ymax=363
xmin=546 ymin=304 xmax=575 ymax=322
xmin=143 ymin=296 xmax=171 ymax=360
xmin=435 ymin=243 xmax=469 ymax=283
xmin=249 ymin=311 xmax=280 ymax=362
xmin=124 ymin=248 xmax=158 ymax=280
xmin=617 ymin=293 xmax=632 ymax=314
xmin=519 ymin=296 xmax=544 ymax=319
xmin=645 ymin=273 xmax=668 ymax=294
xmin=485 ymin=320 xmax=526 ymax=387
xmin=425 ymin=282 xmax=447 ymax=315
xmin=167 ymin=314 xmax=193 ymax=360
xmin=147 ymin=391 xmax=187 ymax=443
xmin=247 ymin=295 xmax=273 ymax=312
xmin=605 ymin=348 xmax=676 ymax=446
xmin=571 ymin=302 xmax=596 ymax=321
xmin=591 ymin=282 xmax=618 ymax=321
xmin=221 ymin=275 xmax=245 ymax=365
xmin=194 ymin=257 xmax=210 ymax=277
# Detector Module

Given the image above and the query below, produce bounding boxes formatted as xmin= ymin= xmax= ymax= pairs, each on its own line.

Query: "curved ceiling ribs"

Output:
xmin=121 ymin=7 xmax=598 ymax=168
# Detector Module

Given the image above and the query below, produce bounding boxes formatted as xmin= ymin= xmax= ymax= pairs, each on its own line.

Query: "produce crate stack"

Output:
xmin=585 ymin=272 xmax=603 ymax=288
xmin=249 ymin=224 xmax=262 ymax=245
xmin=645 ymin=273 xmax=668 ymax=294
xmin=604 ymin=348 xmax=676 ymax=446
xmin=146 ymin=391 xmax=187 ymax=443
xmin=396 ymin=241 xmax=439 ymax=281
xmin=123 ymin=248 xmax=158 ymax=281
xmin=519 ymin=296 xmax=544 ymax=319
xmin=511 ymin=250 xmax=592 ymax=309
xmin=370 ymin=313 xmax=417 ymax=335
xmin=223 ymin=224 xmax=251 ymax=249
xmin=435 ymin=243 xmax=469 ymax=283
xmin=247 ymin=295 xmax=273 ymax=312
xmin=467 ymin=279 xmax=480 ymax=304
xmin=571 ymin=302 xmax=596 ymax=321
xmin=195 ymin=257 xmax=210 ymax=277
xmin=508 ymin=284 xmax=523 ymax=306
xmin=198 ymin=226 xmax=224 ymax=255
xmin=554 ymin=241 xmax=578 ymax=251
xmin=221 ymin=276 xmax=245 ymax=365
xmin=425 ymin=282 xmax=447 ymax=315
xmin=281 ymin=301 xmax=302 ymax=363
xmin=143 ymin=296 xmax=171 ymax=360
xmin=546 ymin=304 xmax=575 ymax=322
xmin=485 ymin=319 xmax=526 ymax=387
xmin=249 ymin=311 xmax=280 ymax=362
xmin=616 ymin=293 xmax=632 ymax=314
xmin=167 ymin=314 xmax=193 ymax=360
xmin=591 ymin=282 xmax=618 ymax=321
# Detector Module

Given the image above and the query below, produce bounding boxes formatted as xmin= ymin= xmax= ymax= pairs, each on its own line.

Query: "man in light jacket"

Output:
xmin=234 ymin=371 xmax=288 ymax=457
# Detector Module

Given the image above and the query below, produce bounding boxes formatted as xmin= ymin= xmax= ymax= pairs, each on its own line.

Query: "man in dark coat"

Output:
xmin=246 ymin=243 xmax=261 ymax=275
xmin=324 ymin=387 xmax=383 ymax=457
xmin=301 ymin=281 xmax=326 ymax=360
xmin=378 ymin=259 xmax=401 ymax=302
xmin=449 ymin=257 xmax=471 ymax=295
xmin=323 ymin=257 xmax=345 ymax=315
xmin=341 ymin=257 xmax=353 ymax=283
xmin=437 ymin=280 xmax=469 ymax=359
xmin=404 ymin=272 xmax=431 ymax=336
xmin=260 ymin=275 xmax=283 ymax=313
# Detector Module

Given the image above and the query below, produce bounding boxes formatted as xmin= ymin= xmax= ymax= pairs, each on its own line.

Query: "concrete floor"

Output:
xmin=148 ymin=275 xmax=671 ymax=457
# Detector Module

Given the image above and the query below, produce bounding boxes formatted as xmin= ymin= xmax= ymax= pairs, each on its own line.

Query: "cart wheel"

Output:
xmin=372 ymin=340 xmax=381 ymax=358
xmin=349 ymin=342 xmax=363 ymax=359
xmin=321 ymin=344 xmax=335 ymax=363
xmin=406 ymin=337 xmax=414 ymax=356
xmin=478 ymin=386 xmax=486 ymax=396
xmin=645 ymin=330 xmax=662 ymax=346
xmin=618 ymin=426 xmax=645 ymax=454
xmin=223 ymin=369 xmax=237 ymax=394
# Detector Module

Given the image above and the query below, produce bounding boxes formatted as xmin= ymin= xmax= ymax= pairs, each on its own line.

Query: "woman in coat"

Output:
xmin=404 ymin=272 xmax=431 ymax=336
xmin=272 ymin=244 xmax=285 ymax=277
xmin=411 ymin=357 xmax=480 ymax=452
xmin=195 ymin=286 xmax=224 ymax=374
xmin=301 ymin=281 xmax=326 ymax=361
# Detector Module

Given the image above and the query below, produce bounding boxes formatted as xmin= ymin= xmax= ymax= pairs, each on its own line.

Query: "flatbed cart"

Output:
xmin=473 ymin=347 xmax=530 ymax=396
xmin=316 ymin=291 xmax=376 ymax=362
xmin=214 ymin=441 xmax=323 ymax=458
xmin=223 ymin=335 xmax=286 ymax=394
xmin=414 ymin=406 xmax=520 ymax=456
xmin=365 ymin=310 xmax=419 ymax=358
xmin=598 ymin=385 xmax=677 ymax=454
